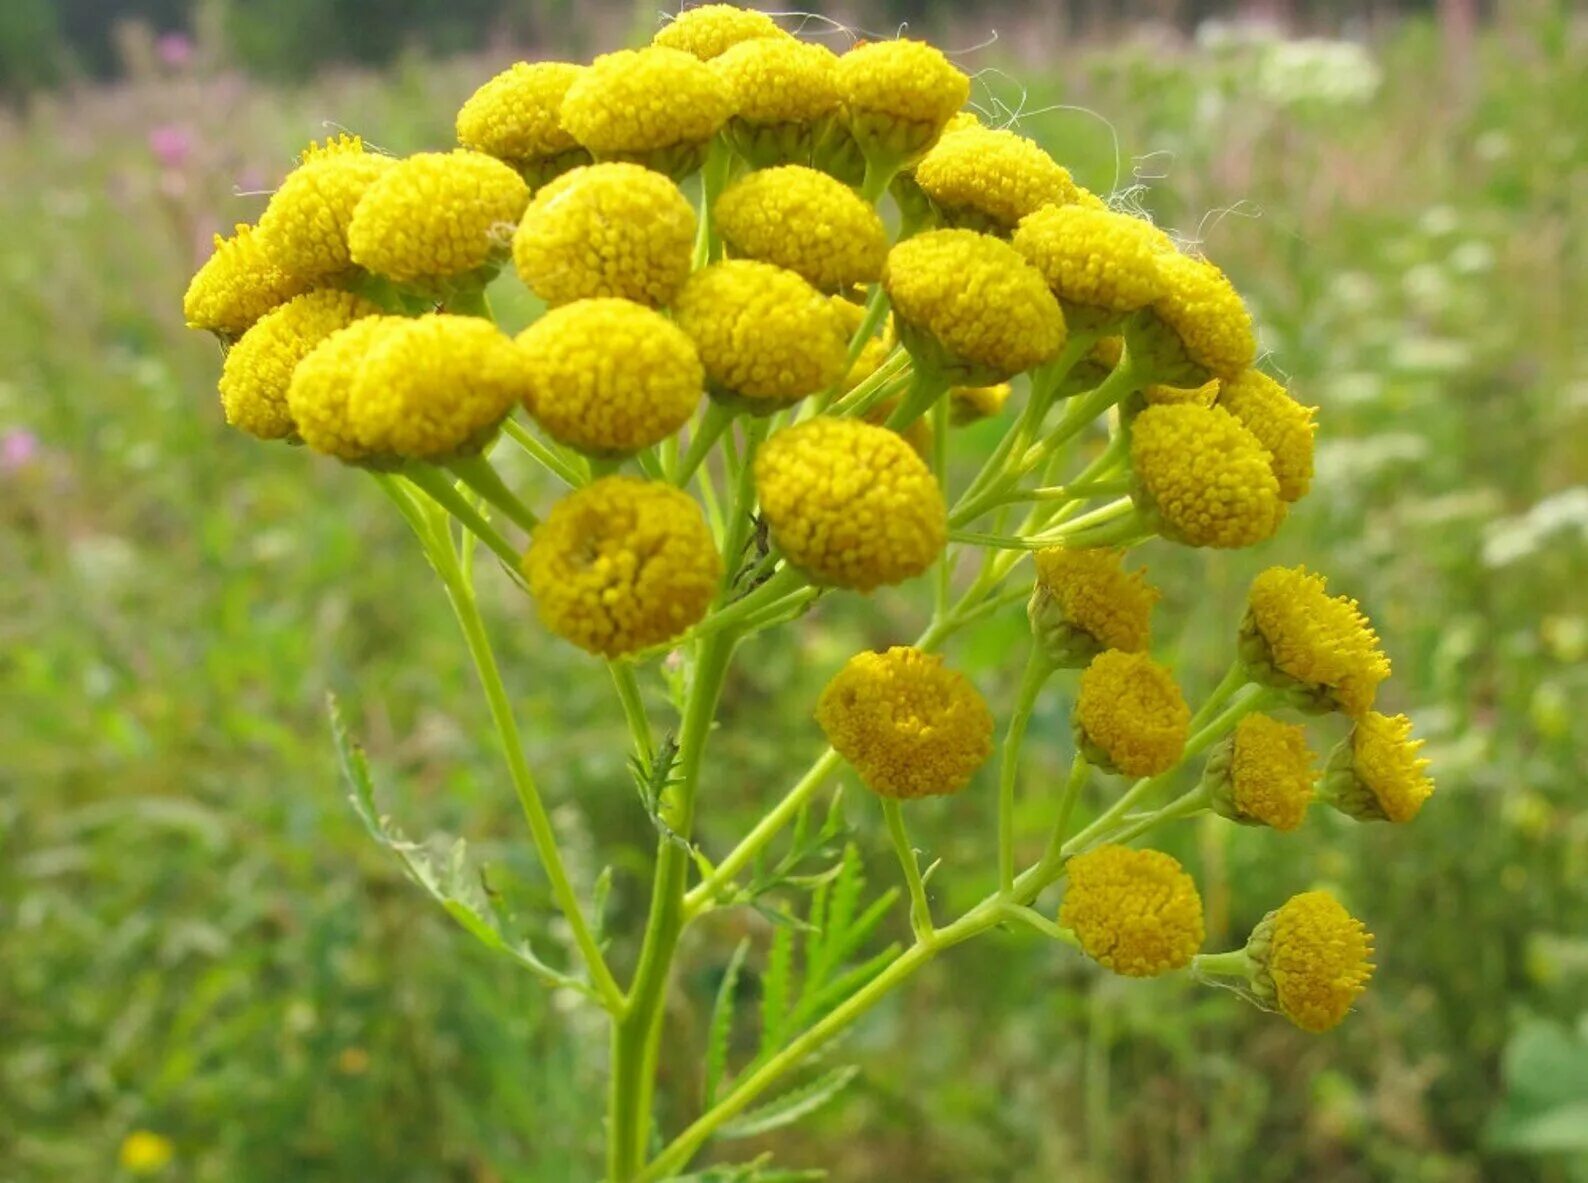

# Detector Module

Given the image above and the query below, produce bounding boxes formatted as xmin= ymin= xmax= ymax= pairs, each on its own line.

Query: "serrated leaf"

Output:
xmin=760 ymin=925 xmax=795 ymax=1051
xmin=790 ymin=943 xmax=900 ymax=1033
xmin=705 ymin=938 xmax=751 ymax=1108
xmin=718 ymin=1065 xmax=861 ymax=1140
xmin=329 ymin=694 xmax=583 ymax=995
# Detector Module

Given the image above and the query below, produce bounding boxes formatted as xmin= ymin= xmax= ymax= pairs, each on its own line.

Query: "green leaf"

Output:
xmin=705 ymin=938 xmax=751 ymax=1108
xmin=760 ymin=925 xmax=795 ymax=1051
xmin=329 ymin=694 xmax=583 ymax=995
xmin=718 ymin=1065 xmax=861 ymax=1140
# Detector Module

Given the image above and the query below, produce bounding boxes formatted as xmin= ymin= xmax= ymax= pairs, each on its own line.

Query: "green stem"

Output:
xmin=609 ymin=661 xmax=653 ymax=764
xmin=1106 ymin=785 xmax=1211 ymax=847
xmin=1041 ymin=753 xmax=1092 ymax=866
xmin=881 ymin=798 xmax=935 ymax=944
xmin=447 ymin=452 xmax=540 ymax=533
xmin=1015 ymin=356 xmax=1147 ymax=477
xmin=501 ymin=418 xmax=585 ymax=489
xmin=692 ymin=137 xmax=732 ymax=270
xmin=998 ymin=649 xmax=1054 ymax=893
xmin=828 ymin=350 xmax=913 ymax=418
xmin=860 ymin=155 xmax=898 ymax=204
xmin=931 ymin=394 xmax=952 ymax=616
xmin=399 ymin=467 xmax=522 ymax=570
xmin=1191 ymin=948 xmax=1254 ymax=979
xmin=716 ymin=418 xmax=767 ymax=600
xmin=675 ymin=401 xmax=735 ymax=488
xmin=883 ymin=366 xmax=949 ymax=431
xmin=1189 ymin=662 xmax=1252 ymax=732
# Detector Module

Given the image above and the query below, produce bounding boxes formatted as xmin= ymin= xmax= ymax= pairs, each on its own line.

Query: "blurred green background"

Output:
xmin=4 ymin=1 xmax=1587 ymax=1180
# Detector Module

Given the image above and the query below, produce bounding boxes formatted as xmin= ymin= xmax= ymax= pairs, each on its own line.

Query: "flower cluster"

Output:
xmin=184 ymin=15 xmax=1435 ymax=1168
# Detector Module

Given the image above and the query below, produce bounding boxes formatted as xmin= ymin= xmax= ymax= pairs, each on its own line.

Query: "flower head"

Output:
xmin=1247 ymin=891 xmax=1374 ymax=1033
xmin=755 ymin=417 xmax=946 ymax=590
xmin=835 ymin=39 xmax=970 ymax=162
xmin=1323 ymin=711 xmax=1434 ymax=823
xmin=674 ymin=260 xmax=848 ymax=408
xmin=948 ymin=383 xmax=1010 ymax=425
xmin=884 ymin=229 xmax=1065 ymax=383
xmin=523 ymin=477 xmax=720 ymax=657
xmin=1205 ymin=713 xmax=1316 ymax=831
xmin=218 ymin=289 xmax=380 ymax=440
xmin=1217 ymin=369 xmax=1318 ymax=502
xmin=1130 ymin=251 xmax=1256 ymax=383
xmin=455 ymin=61 xmax=589 ymax=182
xmin=513 ymin=163 xmax=696 ymax=308
xmin=560 ymin=46 xmax=732 ymax=175
xmin=287 ymin=318 xmax=397 ymax=461
xmin=1130 ymin=403 xmax=1286 ymax=549
xmin=712 ymin=37 xmax=839 ymax=164
xmin=914 ymin=125 xmax=1076 ymax=233
xmin=182 ymin=223 xmax=308 ymax=337
xmin=348 ymin=150 xmax=529 ymax=286
xmin=1030 ymin=547 xmax=1159 ymax=666
xmin=1012 ymin=204 xmax=1167 ymax=325
xmin=816 ymin=646 xmax=993 ymax=798
xmin=1242 ymin=565 xmax=1390 ymax=717
xmin=518 ymin=298 xmax=702 ymax=456
xmin=1061 ymin=845 xmax=1205 ymax=977
xmin=714 ymin=166 xmax=887 ymax=293
xmin=255 ymin=135 xmax=394 ymax=284
xmin=1073 ymin=650 xmax=1191 ymax=777
xmin=653 ymin=4 xmax=787 ymax=59
xmin=119 ymin=1131 xmax=175 ymax=1175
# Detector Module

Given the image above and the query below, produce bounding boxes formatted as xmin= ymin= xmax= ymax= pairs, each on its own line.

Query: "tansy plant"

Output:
xmin=183 ymin=7 xmax=1436 ymax=1179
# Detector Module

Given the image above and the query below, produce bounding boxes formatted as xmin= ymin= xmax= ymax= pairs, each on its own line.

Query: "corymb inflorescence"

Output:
xmin=182 ymin=8 xmax=1432 ymax=1179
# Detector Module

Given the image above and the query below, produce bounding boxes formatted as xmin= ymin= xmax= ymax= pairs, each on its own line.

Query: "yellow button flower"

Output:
xmin=182 ymin=222 xmax=308 ymax=337
xmin=255 ymin=135 xmax=394 ymax=284
xmin=1206 ymin=713 xmax=1316 ymax=831
xmin=815 ymin=646 xmax=993 ymax=799
xmin=1241 ymin=565 xmax=1391 ymax=717
xmin=1217 ymin=368 xmax=1318 ymax=502
xmin=915 ymin=125 xmax=1076 ymax=233
xmin=455 ymin=61 xmax=590 ymax=183
xmin=1324 ymin=711 xmax=1434 ymax=823
xmin=1073 ymin=649 xmax=1191 ymax=777
xmin=513 ymin=163 xmax=696 ymax=308
xmin=347 ymin=314 xmax=533 ymax=461
xmin=1061 ymin=845 xmax=1205 ymax=977
xmin=1130 ymin=403 xmax=1286 ymax=549
xmin=348 ymin=150 xmax=529 ymax=287
xmin=1030 ymin=546 xmax=1160 ymax=666
xmin=1131 ymin=250 xmax=1256 ymax=383
xmin=1012 ymin=204 xmax=1167 ymax=324
xmin=518 ymin=298 xmax=702 ymax=457
xmin=834 ymin=38 xmax=970 ymax=162
xmin=118 ymin=1130 xmax=175 ymax=1175
xmin=884 ymin=229 xmax=1066 ymax=383
xmin=948 ymin=383 xmax=1010 ymax=425
xmin=287 ymin=318 xmax=396 ymax=462
xmin=712 ymin=37 xmax=839 ymax=164
xmin=714 ymin=166 xmax=887 ymax=293
xmin=523 ymin=476 xmax=720 ymax=658
xmin=560 ymin=46 xmax=732 ymax=176
xmin=653 ymin=4 xmax=787 ymax=59
xmin=218 ymin=289 xmax=381 ymax=441
xmin=1249 ymin=891 xmax=1374 ymax=1033
xmin=674 ymin=260 xmax=848 ymax=408
xmin=754 ymin=417 xmax=946 ymax=590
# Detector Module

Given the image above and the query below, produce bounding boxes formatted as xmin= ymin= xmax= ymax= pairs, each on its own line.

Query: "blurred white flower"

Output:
xmin=1255 ymin=39 xmax=1381 ymax=108
xmin=1483 ymin=487 xmax=1588 ymax=567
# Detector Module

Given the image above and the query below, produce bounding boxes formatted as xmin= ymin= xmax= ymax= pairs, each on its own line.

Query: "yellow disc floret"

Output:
xmin=674 ymin=260 xmax=848 ymax=407
xmin=1217 ymin=368 xmax=1318 ymax=503
xmin=255 ymin=135 xmax=394 ymax=284
xmin=1061 ymin=845 xmax=1205 ymax=978
xmin=714 ymin=166 xmax=887 ymax=293
xmin=1073 ymin=650 xmax=1191 ymax=777
xmin=1132 ymin=251 xmax=1256 ymax=383
xmin=1013 ymin=204 xmax=1167 ymax=319
xmin=513 ymin=163 xmax=696 ymax=308
xmin=915 ymin=126 xmax=1077 ymax=233
xmin=1030 ymin=547 xmax=1160 ymax=665
xmin=183 ymin=223 xmax=309 ymax=337
xmin=1327 ymin=711 xmax=1435 ymax=823
xmin=713 ymin=37 xmax=839 ymax=164
xmin=217 ymin=289 xmax=380 ymax=441
xmin=348 ymin=150 xmax=529 ymax=286
xmin=1251 ymin=891 xmax=1374 ymax=1033
xmin=815 ymin=646 xmax=993 ymax=799
xmin=1242 ymin=565 xmax=1391 ymax=717
xmin=523 ymin=477 xmax=720 ymax=658
xmin=1222 ymin=713 xmax=1316 ymax=831
xmin=835 ymin=39 xmax=970 ymax=161
xmin=885 ymin=229 xmax=1066 ymax=383
xmin=1130 ymin=403 xmax=1286 ymax=549
xmin=560 ymin=46 xmax=732 ymax=174
xmin=518 ymin=298 xmax=702 ymax=456
xmin=287 ymin=317 xmax=400 ymax=461
xmin=455 ymin=61 xmax=588 ymax=179
xmin=653 ymin=4 xmax=787 ymax=60
xmin=754 ymin=417 xmax=946 ymax=590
